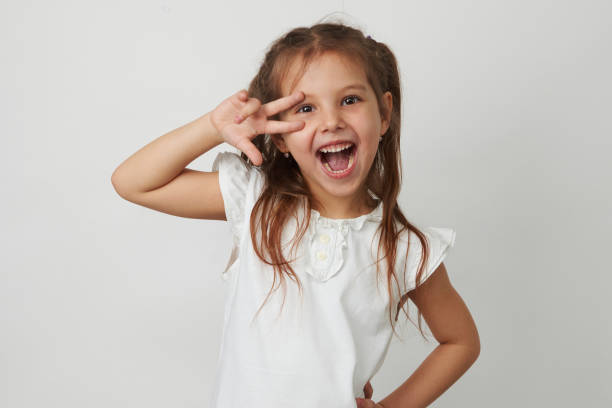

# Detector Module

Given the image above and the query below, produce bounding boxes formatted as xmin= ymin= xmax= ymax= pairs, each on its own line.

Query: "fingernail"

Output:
xmin=235 ymin=114 xmax=243 ymax=123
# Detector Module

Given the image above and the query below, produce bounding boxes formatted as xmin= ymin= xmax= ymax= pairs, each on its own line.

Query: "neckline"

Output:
xmin=310 ymin=200 xmax=383 ymax=229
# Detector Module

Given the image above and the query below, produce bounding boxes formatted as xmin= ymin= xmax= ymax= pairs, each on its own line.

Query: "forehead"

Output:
xmin=280 ymin=51 xmax=370 ymax=96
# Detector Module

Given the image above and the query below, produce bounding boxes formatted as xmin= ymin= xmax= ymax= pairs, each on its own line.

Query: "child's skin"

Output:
xmin=270 ymin=51 xmax=392 ymax=219
xmin=111 ymin=52 xmax=480 ymax=408
xmin=110 ymin=90 xmax=303 ymax=220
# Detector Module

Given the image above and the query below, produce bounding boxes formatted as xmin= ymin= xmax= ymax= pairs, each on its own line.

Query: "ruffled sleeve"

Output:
xmin=399 ymin=227 xmax=457 ymax=294
xmin=211 ymin=151 xmax=254 ymax=247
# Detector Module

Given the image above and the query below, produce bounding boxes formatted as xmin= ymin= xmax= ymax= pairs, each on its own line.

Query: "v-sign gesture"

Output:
xmin=209 ymin=89 xmax=305 ymax=166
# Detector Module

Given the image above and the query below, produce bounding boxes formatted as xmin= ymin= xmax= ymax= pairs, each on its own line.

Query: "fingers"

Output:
xmin=234 ymin=97 xmax=262 ymax=124
xmin=355 ymin=397 xmax=377 ymax=408
xmin=264 ymin=119 xmax=305 ymax=134
xmin=262 ymin=91 xmax=305 ymax=117
xmin=234 ymin=91 xmax=304 ymax=124
xmin=364 ymin=381 xmax=373 ymax=399
xmin=236 ymin=89 xmax=248 ymax=102
xmin=235 ymin=138 xmax=263 ymax=167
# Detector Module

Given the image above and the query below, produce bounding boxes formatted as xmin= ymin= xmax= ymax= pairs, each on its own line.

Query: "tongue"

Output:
xmin=323 ymin=150 xmax=350 ymax=171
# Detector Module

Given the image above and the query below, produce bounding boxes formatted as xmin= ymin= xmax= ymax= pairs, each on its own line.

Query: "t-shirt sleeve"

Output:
xmin=211 ymin=151 xmax=254 ymax=246
xmin=399 ymin=226 xmax=457 ymax=294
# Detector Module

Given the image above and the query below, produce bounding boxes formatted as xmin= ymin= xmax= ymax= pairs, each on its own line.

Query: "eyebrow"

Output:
xmin=340 ymin=83 xmax=367 ymax=92
xmin=301 ymin=83 xmax=367 ymax=98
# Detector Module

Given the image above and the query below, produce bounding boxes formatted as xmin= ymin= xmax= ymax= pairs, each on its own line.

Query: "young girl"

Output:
xmin=112 ymin=22 xmax=480 ymax=408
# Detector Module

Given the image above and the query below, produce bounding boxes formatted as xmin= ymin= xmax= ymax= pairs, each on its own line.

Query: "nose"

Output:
xmin=320 ymin=106 xmax=345 ymax=133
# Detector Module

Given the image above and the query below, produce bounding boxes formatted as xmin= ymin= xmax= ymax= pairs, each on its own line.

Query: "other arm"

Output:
xmin=377 ymin=263 xmax=480 ymax=408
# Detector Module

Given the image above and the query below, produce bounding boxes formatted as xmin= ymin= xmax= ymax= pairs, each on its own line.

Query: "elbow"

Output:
xmin=449 ymin=333 xmax=481 ymax=362
xmin=457 ymin=341 xmax=480 ymax=362
xmin=464 ymin=321 xmax=481 ymax=361
xmin=110 ymin=169 xmax=131 ymax=199
xmin=469 ymin=334 xmax=481 ymax=362
xmin=110 ymin=170 xmax=122 ymax=194
xmin=465 ymin=327 xmax=481 ymax=361
xmin=455 ymin=339 xmax=480 ymax=366
xmin=471 ymin=342 xmax=481 ymax=362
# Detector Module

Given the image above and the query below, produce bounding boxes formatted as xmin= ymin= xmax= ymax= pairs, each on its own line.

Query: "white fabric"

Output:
xmin=209 ymin=151 xmax=456 ymax=407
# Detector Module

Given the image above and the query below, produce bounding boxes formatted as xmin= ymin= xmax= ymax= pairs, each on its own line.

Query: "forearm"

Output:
xmin=111 ymin=112 xmax=223 ymax=196
xmin=378 ymin=343 xmax=479 ymax=408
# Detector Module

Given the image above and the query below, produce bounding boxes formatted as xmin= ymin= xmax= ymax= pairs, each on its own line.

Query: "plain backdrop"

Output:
xmin=1 ymin=0 xmax=610 ymax=407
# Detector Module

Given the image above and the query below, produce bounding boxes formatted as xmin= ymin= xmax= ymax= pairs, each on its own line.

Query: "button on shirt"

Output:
xmin=210 ymin=151 xmax=456 ymax=408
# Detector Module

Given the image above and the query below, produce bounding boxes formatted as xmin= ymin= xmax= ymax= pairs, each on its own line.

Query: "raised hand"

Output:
xmin=209 ymin=89 xmax=305 ymax=166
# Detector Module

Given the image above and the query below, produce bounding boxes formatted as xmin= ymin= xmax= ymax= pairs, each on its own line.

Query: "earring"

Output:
xmin=284 ymin=152 xmax=290 ymax=158
xmin=379 ymin=136 xmax=383 ymax=143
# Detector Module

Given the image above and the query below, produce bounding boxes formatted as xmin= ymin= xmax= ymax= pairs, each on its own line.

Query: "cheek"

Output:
xmin=360 ymin=120 xmax=382 ymax=143
xmin=285 ymin=128 xmax=316 ymax=150
xmin=361 ymin=125 xmax=383 ymax=157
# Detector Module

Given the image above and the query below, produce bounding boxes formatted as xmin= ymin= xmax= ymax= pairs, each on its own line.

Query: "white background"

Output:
xmin=1 ymin=0 xmax=611 ymax=406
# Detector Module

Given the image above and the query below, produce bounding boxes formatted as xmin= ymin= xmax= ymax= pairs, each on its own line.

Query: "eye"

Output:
xmin=295 ymin=104 xmax=313 ymax=114
xmin=342 ymin=95 xmax=361 ymax=105
xmin=295 ymin=95 xmax=361 ymax=114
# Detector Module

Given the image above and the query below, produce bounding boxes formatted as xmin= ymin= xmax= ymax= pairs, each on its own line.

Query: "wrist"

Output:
xmin=200 ymin=112 xmax=224 ymax=148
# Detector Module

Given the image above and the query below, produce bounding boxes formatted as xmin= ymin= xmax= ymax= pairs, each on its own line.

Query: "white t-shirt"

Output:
xmin=209 ymin=151 xmax=456 ymax=407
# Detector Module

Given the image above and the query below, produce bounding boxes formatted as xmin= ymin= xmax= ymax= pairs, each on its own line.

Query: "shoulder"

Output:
xmin=212 ymin=150 xmax=265 ymax=193
xmin=396 ymin=226 xmax=456 ymax=257
xmin=394 ymin=224 xmax=457 ymax=293
xmin=212 ymin=151 xmax=258 ymax=177
xmin=211 ymin=151 xmax=266 ymax=243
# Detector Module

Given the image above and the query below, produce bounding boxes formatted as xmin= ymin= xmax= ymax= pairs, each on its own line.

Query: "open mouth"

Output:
xmin=316 ymin=142 xmax=356 ymax=175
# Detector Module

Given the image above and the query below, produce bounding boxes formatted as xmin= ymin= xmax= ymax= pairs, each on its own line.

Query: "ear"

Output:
xmin=380 ymin=91 xmax=393 ymax=135
xmin=270 ymin=133 xmax=288 ymax=153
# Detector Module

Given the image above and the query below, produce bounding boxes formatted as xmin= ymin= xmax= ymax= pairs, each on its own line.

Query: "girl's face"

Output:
xmin=275 ymin=51 xmax=392 ymax=214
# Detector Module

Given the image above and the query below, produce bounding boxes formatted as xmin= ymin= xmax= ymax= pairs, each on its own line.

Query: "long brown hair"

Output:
xmin=240 ymin=21 xmax=432 ymax=340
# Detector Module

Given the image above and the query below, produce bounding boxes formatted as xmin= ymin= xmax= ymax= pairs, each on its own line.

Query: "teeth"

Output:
xmin=322 ymin=147 xmax=355 ymax=174
xmin=318 ymin=142 xmax=353 ymax=154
